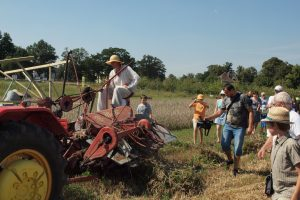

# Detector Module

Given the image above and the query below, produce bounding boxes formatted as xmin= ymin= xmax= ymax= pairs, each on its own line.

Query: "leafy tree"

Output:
xmin=203 ymin=62 xmax=233 ymax=82
xmin=0 ymin=32 xmax=16 ymax=59
xmin=236 ymin=66 xmax=257 ymax=84
xmin=136 ymin=55 xmax=166 ymax=80
xmin=26 ymin=39 xmax=57 ymax=65
xmin=59 ymin=48 xmax=89 ymax=81
xmin=256 ymin=57 xmax=292 ymax=86
xmin=285 ymin=65 xmax=300 ymax=89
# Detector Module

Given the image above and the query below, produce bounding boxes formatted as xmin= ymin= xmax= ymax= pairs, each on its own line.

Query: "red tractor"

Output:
xmin=0 ymin=56 xmax=176 ymax=199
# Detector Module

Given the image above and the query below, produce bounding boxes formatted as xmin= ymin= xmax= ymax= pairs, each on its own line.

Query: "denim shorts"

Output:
xmin=221 ymin=123 xmax=246 ymax=156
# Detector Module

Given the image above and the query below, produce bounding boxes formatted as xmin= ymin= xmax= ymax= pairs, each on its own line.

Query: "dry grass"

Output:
xmin=64 ymin=127 xmax=271 ymax=200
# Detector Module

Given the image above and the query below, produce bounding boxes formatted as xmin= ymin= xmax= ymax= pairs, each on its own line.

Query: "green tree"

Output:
xmin=26 ymin=39 xmax=57 ymax=65
xmin=0 ymin=32 xmax=16 ymax=59
xmin=285 ymin=65 xmax=300 ymax=89
xmin=136 ymin=55 xmax=166 ymax=80
xmin=236 ymin=66 xmax=257 ymax=84
xmin=60 ymin=48 xmax=89 ymax=81
xmin=256 ymin=57 xmax=292 ymax=86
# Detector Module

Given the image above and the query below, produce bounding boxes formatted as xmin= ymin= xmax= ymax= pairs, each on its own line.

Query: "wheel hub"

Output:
xmin=0 ymin=159 xmax=48 ymax=200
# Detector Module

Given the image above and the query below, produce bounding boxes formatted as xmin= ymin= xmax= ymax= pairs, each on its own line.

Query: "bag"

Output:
xmin=265 ymin=173 xmax=274 ymax=196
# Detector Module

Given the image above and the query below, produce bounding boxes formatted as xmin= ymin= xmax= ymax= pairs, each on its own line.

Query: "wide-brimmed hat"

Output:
xmin=261 ymin=107 xmax=292 ymax=124
xmin=105 ymin=55 xmax=124 ymax=65
xmin=220 ymin=90 xmax=225 ymax=95
xmin=197 ymin=94 xmax=204 ymax=100
xmin=12 ymin=89 xmax=23 ymax=96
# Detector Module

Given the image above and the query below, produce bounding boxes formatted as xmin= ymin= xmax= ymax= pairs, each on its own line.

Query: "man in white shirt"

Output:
xmin=267 ymin=85 xmax=283 ymax=108
xmin=257 ymin=91 xmax=300 ymax=159
xmin=97 ymin=55 xmax=140 ymax=111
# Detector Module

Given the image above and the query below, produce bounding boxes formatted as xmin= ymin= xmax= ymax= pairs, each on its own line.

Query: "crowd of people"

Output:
xmin=190 ymin=83 xmax=300 ymax=199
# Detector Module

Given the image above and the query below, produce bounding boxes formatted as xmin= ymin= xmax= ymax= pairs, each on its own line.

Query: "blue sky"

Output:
xmin=1 ymin=0 xmax=300 ymax=77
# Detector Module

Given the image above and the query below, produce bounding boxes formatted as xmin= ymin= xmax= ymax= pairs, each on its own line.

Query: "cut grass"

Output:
xmin=64 ymin=126 xmax=271 ymax=200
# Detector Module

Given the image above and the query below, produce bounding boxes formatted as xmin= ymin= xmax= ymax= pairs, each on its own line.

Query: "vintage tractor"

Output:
xmin=0 ymin=55 xmax=176 ymax=200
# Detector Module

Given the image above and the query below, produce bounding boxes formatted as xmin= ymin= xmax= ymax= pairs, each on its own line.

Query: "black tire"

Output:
xmin=0 ymin=121 xmax=66 ymax=200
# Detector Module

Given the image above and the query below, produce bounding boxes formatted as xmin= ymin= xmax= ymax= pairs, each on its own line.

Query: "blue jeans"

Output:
xmin=221 ymin=123 xmax=246 ymax=157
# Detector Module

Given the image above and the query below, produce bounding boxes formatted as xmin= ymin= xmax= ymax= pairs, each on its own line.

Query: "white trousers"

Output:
xmin=97 ymin=86 xmax=132 ymax=111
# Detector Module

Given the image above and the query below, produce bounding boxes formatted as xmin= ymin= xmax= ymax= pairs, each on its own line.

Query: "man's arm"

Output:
xmin=205 ymin=109 xmax=225 ymax=121
xmin=291 ymin=163 xmax=300 ymax=200
xmin=126 ymin=67 xmax=140 ymax=90
xmin=247 ymin=108 xmax=254 ymax=134
xmin=257 ymin=135 xmax=273 ymax=159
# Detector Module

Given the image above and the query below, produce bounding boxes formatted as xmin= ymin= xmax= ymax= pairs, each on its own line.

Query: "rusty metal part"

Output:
xmin=59 ymin=96 xmax=73 ymax=112
xmin=84 ymin=127 xmax=118 ymax=160
xmin=81 ymin=87 xmax=96 ymax=104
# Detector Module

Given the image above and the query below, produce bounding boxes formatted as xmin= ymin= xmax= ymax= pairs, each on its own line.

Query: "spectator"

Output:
xmin=205 ymin=83 xmax=254 ymax=176
xmin=251 ymin=91 xmax=262 ymax=134
xmin=261 ymin=107 xmax=300 ymax=200
xmin=260 ymin=92 xmax=268 ymax=134
xmin=214 ymin=90 xmax=226 ymax=143
xmin=189 ymin=94 xmax=209 ymax=144
xmin=267 ymin=85 xmax=283 ymax=108
xmin=258 ymin=91 xmax=300 ymax=159
xmin=97 ymin=55 xmax=140 ymax=111
xmin=136 ymin=94 xmax=153 ymax=120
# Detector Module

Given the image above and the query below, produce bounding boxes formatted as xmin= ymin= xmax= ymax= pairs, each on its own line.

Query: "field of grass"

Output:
xmin=64 ymin=127 xmax=271 ymax=200
xmin=0 ymin=80 xmax=272 ymax=199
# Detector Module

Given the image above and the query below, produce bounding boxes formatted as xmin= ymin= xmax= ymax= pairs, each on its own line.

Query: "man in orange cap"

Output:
xmin=97 ymin=55 xmax=140 ymax=111
xmin=189 ymin=94 xmax=209 ymax=144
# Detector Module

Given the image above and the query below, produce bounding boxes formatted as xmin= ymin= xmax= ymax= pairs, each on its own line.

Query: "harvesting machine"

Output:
xmin=0 ymin=55 xmax=176 ymax=200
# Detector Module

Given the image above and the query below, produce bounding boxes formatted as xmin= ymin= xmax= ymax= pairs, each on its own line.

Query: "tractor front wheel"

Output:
xmin=0 ymin=121 xmax=66 ymax=200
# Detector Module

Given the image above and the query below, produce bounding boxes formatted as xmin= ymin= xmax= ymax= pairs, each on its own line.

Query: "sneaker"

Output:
xmin=226 ymin=160 xmax=234 ymax=167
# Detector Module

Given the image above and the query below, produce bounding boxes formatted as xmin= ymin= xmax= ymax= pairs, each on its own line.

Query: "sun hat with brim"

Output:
xmin=12 ymin=89 xmax=23 ymax=96
xmin=197 ymin=94 xmax=204 ymax=100
xmin=105 ymin=55 xmax=124 ymax=65
xmin=261 ymin=107 xmax=292 ymax=124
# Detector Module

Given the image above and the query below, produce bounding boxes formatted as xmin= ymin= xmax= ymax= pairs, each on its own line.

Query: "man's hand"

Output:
xmin=247 ymin=126 xmax=254 ymax=135
xmin=257 ymin=148 xmax=266 ymax=159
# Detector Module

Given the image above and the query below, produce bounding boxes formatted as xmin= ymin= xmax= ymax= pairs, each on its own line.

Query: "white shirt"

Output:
xmin=109 ymin=66 xmax=140 ymax=92
xmin=267 ymin=95 xmax=274 ymax=107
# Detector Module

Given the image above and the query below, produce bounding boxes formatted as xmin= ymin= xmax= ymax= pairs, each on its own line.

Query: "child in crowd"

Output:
xmin=136 ymin=94 xmax=153 ymax=120
xmin=262 ymin=107 xmax=300 ymax=200
xmin=189 ymin=94 xmax=209 ymax=144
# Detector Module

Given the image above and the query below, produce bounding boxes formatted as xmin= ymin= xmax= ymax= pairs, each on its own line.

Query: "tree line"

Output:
xmin=1 ymin=30 xmax=299 ymax=95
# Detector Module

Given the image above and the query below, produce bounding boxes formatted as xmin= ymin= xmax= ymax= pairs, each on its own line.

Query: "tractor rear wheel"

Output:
xmin=0 ymin=121 xmax=66 ymax=200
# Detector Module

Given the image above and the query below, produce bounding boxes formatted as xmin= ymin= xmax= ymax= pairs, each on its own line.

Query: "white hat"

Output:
xmin=274 ymin=85 xmax=283 ymax=92
xmin=220 ymin=90 xmax=225 ymax=95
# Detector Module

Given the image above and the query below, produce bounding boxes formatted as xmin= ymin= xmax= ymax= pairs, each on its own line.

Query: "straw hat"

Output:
xmin=105 ymin=55 xmax=124 ymax=65
xmin=261 ymin=107 xmax=292 ymax=124
xmin=197 ymin=94 xmax=204 ymax=100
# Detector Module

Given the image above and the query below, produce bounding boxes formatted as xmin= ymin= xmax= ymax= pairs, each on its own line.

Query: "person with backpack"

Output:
xmin=205 ymin=83 xmax=254 ymax=176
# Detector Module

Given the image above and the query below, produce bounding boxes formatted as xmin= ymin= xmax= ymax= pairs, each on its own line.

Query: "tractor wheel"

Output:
xmin=0 ymin=121 xmax=66 ymax=200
